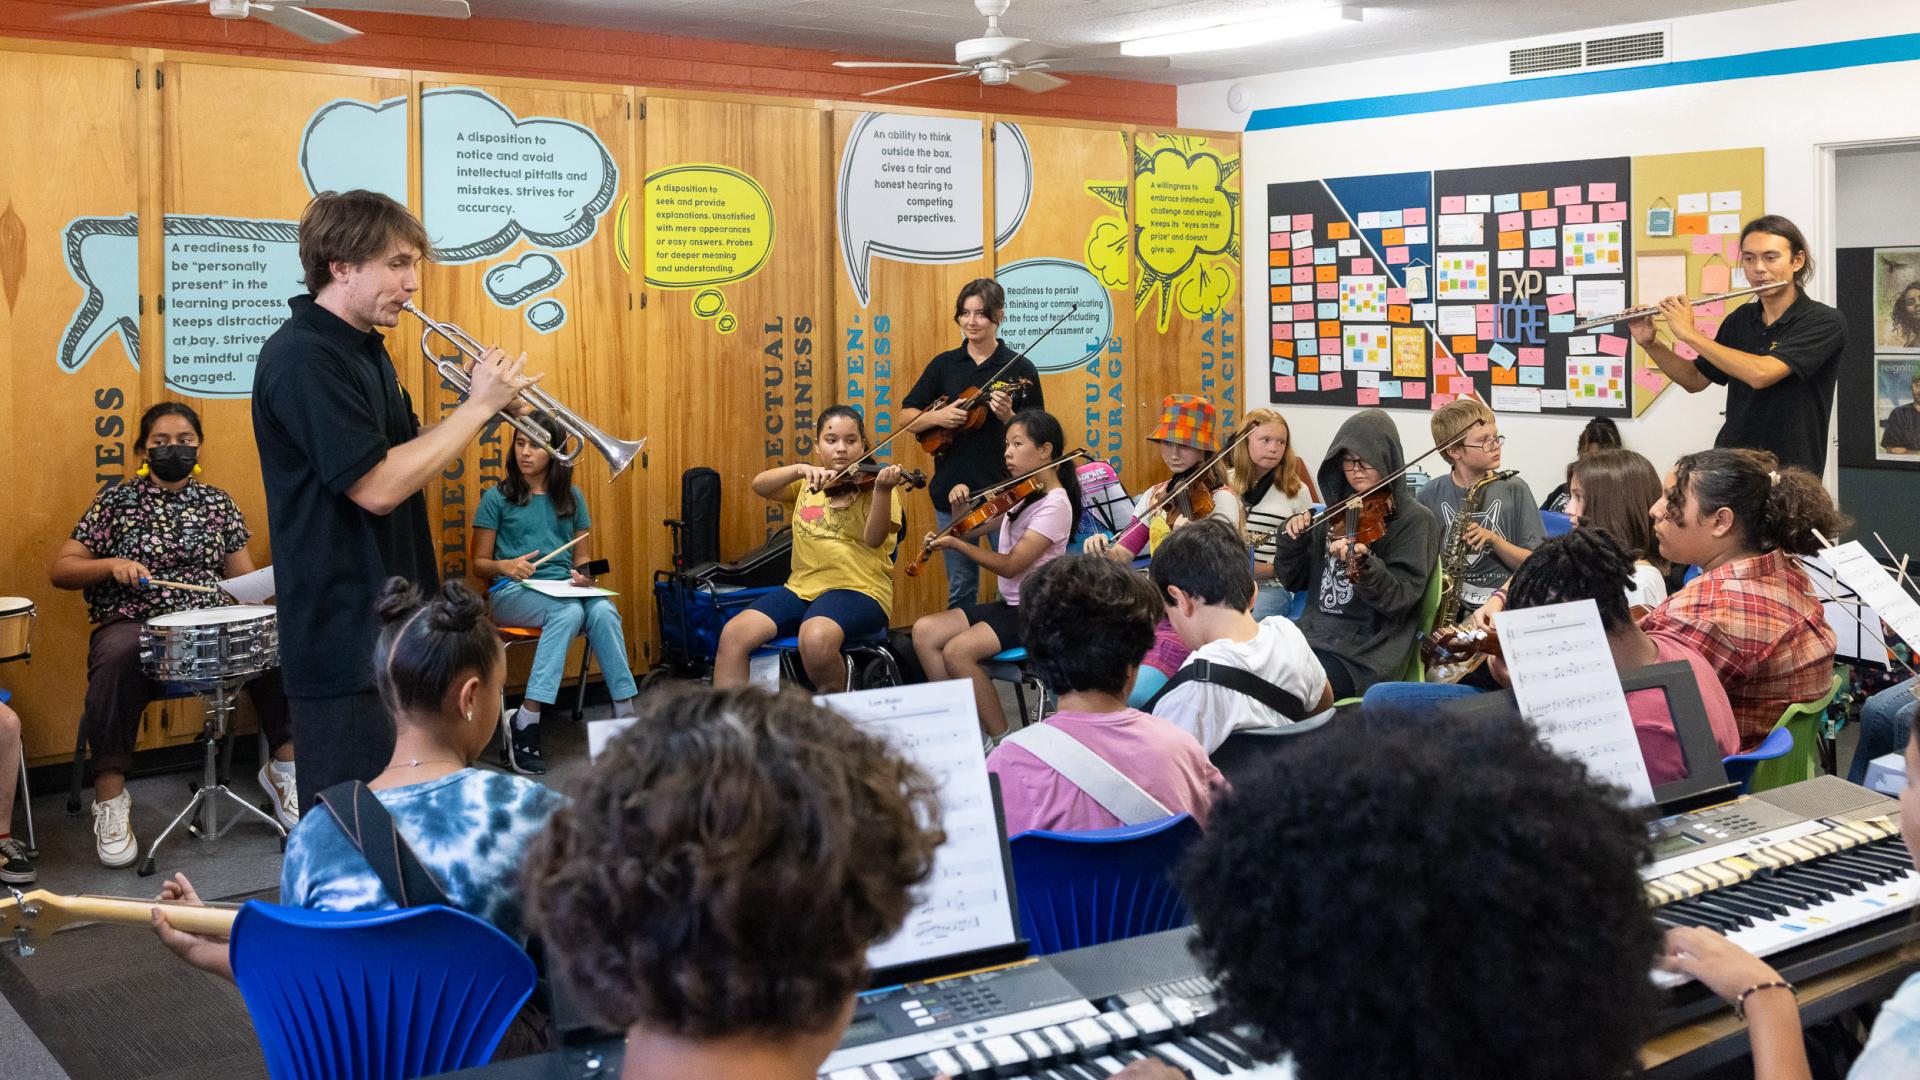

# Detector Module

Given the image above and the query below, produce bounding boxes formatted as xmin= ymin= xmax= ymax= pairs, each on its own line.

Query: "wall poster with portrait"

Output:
xmin=1838 ymin=246 xmax=1920 ymax=471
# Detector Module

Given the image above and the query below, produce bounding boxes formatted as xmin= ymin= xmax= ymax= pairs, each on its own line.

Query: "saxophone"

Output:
xmin=1433 ymin=469 xmax=1518 ymax=628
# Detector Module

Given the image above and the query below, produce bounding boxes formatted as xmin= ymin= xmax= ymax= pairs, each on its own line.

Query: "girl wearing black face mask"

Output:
xmin=49 ymin=403 xmax=298 ymax=869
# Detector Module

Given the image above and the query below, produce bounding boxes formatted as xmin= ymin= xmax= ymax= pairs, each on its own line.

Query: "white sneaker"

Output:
xmin=259 ymin=761 xmax=299 ymax=829
xmin=93 ymin=790 xmax=137 ymax=868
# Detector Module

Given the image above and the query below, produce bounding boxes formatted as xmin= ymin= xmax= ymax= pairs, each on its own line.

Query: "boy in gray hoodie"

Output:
xmin=1273 ymin=409 xmax=1440 ymax=698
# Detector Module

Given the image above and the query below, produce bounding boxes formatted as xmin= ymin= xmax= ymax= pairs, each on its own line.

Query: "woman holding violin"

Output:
xmin=899 ymin=278 xmax=1044 ymax=609
xmin=910 ymin=410 xmax=1082 ymax=738
xmin=713 ymin=406 xmax=911 ymax=694
xmin=1273 ymin=408 xmax=1439 ymax=700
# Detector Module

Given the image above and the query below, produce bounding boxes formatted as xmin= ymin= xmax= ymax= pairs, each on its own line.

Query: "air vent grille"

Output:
xmin=1587 ymin=30 xmax=1667 ymax=67
xmin=1509 ymin=41 xmax=1583 ymax=75
xmin=1506 ymin=25 xmax=1669 ymax=79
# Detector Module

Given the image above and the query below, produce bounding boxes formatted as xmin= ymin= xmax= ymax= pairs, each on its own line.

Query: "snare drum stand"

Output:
xmin=137 ymin=672 xmax=287 ymax=877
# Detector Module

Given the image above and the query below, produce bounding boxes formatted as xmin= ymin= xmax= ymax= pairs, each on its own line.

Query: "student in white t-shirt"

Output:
xmin=1147 ymin=519 xmax=1334 ymax=754
xmin=913 ymin=410 xmax=1080 ymax=737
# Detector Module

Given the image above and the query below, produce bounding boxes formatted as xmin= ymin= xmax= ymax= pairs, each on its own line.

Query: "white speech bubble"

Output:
xmin=59 ymin=214 xmax=140 ymax=374
xmin=300 ymin=96 xmax=408 ymax=202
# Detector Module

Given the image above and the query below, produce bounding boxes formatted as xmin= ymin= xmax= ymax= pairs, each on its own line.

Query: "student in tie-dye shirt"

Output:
xmin=150 ymin=578 xmax=563 ymax=978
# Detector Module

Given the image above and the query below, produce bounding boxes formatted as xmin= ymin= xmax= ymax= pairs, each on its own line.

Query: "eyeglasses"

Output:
xmin=1461 ymin=435 xmax=1507 ymax=451
xmin=1340 ymin=456 xmax=1377 ymax=472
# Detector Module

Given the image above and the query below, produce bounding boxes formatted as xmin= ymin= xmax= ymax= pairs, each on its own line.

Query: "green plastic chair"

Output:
xmin=1746 ymin=669 xmax=1845 ymax=794
xmin=1335 ymin=557 xmax=1445 ymax=707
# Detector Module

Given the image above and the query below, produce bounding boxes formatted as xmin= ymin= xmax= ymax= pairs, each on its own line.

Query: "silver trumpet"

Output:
xmin=402 ymin=301 xmax=645 ymax=481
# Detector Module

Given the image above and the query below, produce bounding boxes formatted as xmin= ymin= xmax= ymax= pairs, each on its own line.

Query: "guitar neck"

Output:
xmin=61 ymin=894 xmax=240 ymax=936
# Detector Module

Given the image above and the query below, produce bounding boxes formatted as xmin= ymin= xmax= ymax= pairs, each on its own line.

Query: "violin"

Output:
xmin=1423 ymin=603 xmax=1652 ymax=683
xmin=1328 ymin=490 xmax=1390 ymax=581
xmin=812 ymin=463 xmax=927 ymax=499
xmin=904 ymin=476 xmax=1045 ymax=577
xmin=917 ymin=377 xmax=1035 ymax=456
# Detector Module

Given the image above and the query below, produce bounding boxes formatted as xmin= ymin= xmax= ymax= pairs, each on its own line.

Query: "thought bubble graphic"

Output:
xmin=300 ymin=96 xmax=408 ymax=202
xmin=836 ymin=113 xmax=1033 ymax=308
xmin=422 ymin=87 xmax=619 ymax=264
xmin=161 ymin=216 xmax=306 ymax=398
xmin=1133 ymin=135 xmax=1241 ymax=333
xmin=527 ymin=299 xmax=566 ymax=333
xmin=997 ymin=258 xmax=1115 ymax=374
xmin=59 ymin=214 xmax=140 ymax=374
xmin=484 ymin=252 xmax=566 ymax=307
xmin=645 ymin=164 xmax=773 ymax=287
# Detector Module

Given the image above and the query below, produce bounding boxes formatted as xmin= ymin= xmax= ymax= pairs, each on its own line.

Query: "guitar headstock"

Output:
xmin=0 ymin=888 xmax=87 ymax=954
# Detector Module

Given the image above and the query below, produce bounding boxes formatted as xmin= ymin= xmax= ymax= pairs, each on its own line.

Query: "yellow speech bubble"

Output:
xmin=644 ymin=164 xmax=775 ymax=288
xmin=1136 ymin=148 xmax=1234 ymax=280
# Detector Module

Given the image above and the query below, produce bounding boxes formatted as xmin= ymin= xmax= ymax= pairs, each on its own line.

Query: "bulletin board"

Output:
xmin=1627 ymin=148 xmax=1765 ymax=415
xmin=1836 ymin=246 xmax=1920 ymax=472
xmin=1265 ymin=148 xmax=1764 ymax=420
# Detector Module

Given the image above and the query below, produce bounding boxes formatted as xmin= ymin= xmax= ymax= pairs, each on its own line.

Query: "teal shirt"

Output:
xmin=475 ymin=485 xmax=591 ymax=583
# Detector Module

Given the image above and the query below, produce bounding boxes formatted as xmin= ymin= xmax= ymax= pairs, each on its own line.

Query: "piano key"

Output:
xmin=1197 ymin=1030 xmax=1256 ymax=1069
xmin=1099 ymin=1011 xmax=1142 ymax=1043
xmin=1016 ymin=1030 xmax=1055 ymax=1064
xmin=1066 ymin=1017 xmax=1115 ymax=1054
xmin=1696 ymin=891 xmax=1776 ymax=921
xmin=1683 ymin=896 xmax=1755 ymax=928
xmin=868 ymin=1064 xmax=903 ymax=1080
xmin=1788 ymin=866 xmax=1864 ymax=894
xmin=827 ymin=1070 xmax=870 ymax=1080
xmin=1039 ymin=1026 xmax=1078 ymax=1058
xmin=1058 ymin=1061 xmax=1108 ymax=1080
xmin=952 ymin=1042 xmax=992 ymax=1076
xmin=928 ymin=1049 xmax=965 ymax=1078
xmin=1662 ymin=899 xmax=1740 ymax=932
xmin=1173 ymin=1035 xmax=1232 ymax=1074
xmin=894 ymin=1057 xmax=937 ymax=1080
xmin=1122 ymin=1002 xmax=1176 ymax=1037
xmin=982 ymin=1035 xmax=1030 ymax=1070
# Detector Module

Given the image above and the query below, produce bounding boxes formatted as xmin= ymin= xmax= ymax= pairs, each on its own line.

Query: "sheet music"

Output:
xmin=1821 ymin=542 xmax=1920 ymax=655
xmin=513 ymin=578 xmax=618 ymax=600
xmin=218 ymin=566 xmax=275 ymax=604
xmin=1801 ymin=552 xmax=1888 ymax=664
xmin=1494 ymin=599 xmax=1656 ymax=806
xmin=819 ymin=680 xmax=1019 ymax=973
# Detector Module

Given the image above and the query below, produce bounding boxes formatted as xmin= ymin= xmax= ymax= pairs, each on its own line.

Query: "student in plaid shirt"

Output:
xmin=1640 ymin=448 xmax=1844 ymax=752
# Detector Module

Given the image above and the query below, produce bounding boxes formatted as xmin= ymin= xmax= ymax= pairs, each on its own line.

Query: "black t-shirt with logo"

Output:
xmin=1701 ymin=290 xmax=1846 ymax=474
xmin=901 ymin=340 xmax=1044 ymax=505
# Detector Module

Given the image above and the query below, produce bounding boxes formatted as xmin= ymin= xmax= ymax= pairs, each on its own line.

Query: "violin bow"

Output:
xmin=1295 ymin=417 xmax=1488 ymax=535
xmin=965 ymin=449 xmax=1094 ymax=506
xmin=966 ymin=302 xmax=1080 ymax=404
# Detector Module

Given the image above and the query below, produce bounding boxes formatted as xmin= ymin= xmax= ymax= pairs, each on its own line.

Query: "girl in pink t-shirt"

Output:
xmin=913 ymin=410 xmax=1081 ymax=737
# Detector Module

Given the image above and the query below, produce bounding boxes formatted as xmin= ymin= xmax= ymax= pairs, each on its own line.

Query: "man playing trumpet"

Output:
xmin=253 ymin=189 xmax=539 ymax=813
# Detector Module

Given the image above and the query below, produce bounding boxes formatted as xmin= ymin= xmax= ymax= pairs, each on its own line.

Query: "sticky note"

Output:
xmin=1299 ymin=375 xmax=1320 ymax=392
xmin=1529 ymin=228 xmax=1556 ymax=248
xmin=1338 ymin=239 xmax=1361 ymax=257
xmin=1327 ymin=221 xmax=1350 ymax=240
xmin=1317 ymin=302 xmax=1338 ymax=319
xmin=1318 ymin=320 xmax=1341 ymax=337
xmin=1498 ymin=211 xmax=1526 ymax=232
xmin=1674 ymin=340 xmax=1700 ymax=360
xmin=1357 ymin=211 xmax=1381 ymax=229
xmin=1499 ymin=230 xmax=1524 ymax=250
xmin=1451 ymin=335 xmax=1478 ymax=353
xmin=1318 ymin=372 xmax=1343 ymax=392
xmin=1598 ymin=334 xmax=1629 ymax=356
xmin=1291 ymin=304 xmax=1313 ymax=320
xmin=1273 ymin=376 xmax=1296 ymax=394
xmin=1405 ymin=382 xmax=1427 ymax=400
xmin=1388 ymin=304 xmax=1412 ymax=323
xmin=1381 ymin=228 xmax=1405 ymax=246
xmin=1356 ymin=387 xmax=1380 ymax=405
xmin=1529 ymin=249 xmax=1557 ymax=268
xmin=1490 ymin=365 xmax=1518 ymax=386
xmin=1708 ymin=213 xmax=1741 ymax=235
xmin=1519 ymin=347 xmax=1545 ymax=366
xmin=1691 ymin=234 xmax=1722 ymax=255
xmin=1634 ymin=367 xmax=1667 ymax=393
xmin=1291 ymin=230 xmax=1313 ymax=248
xmin=1521 ymin=190 xmax=1549 ymax=210
xmin=1298 ymin=337 xmax=1318 ymax=356
xmin=1315 ymin=247 xmax=1337 ymax=264
xmin=1272 ymin=323 xmax=1294 ymax=341
xmin=1386 ymin=246 xmax=1410 ymax=265
xmin=1677 ymin=193 xmax=1708 ymax=214
xmin=1726 ymin=236 xmax=1742 ymax=261
xmin=1378 ymin=380 xmax=1402 ymax=398
xmin=1598 ymin=202 xmax=1627 ymax=222
xmin=1563 ymin=203 xmax=1593 ymax=225
xmin=1316 ymin=265 xmax=1337 ymax=282
xmin=1477 ymin=322 xmax=1497 ymax=341
xmin=1450 ymin=376 xmax=1478 ymax=396
xmin=1436 ymin=356 xmax=1458 ymax=376
xmin=1316 ymin=282 xmax=1337 ymax=300
xmin=1404 ymin=207 xmax=1427 ymax=226
xmin=1431 ymin=392 xmax=1454 ymax=410
xmin=1440 ymin=195 xmax=1465 ymax=213
xmin=1494 ymin=193 xmax=1520 ymax=212
xmin=1270 ymin=233 xmax=1289 ymax=250
xmin=1488 ymin=343 xmax=1518 ymax=368
xmin=1471 ymin=303 xmax=1495 ymax=322
xmin=1499 ymin=250 xmax=1524 ymax=269
xmin=1518 ymin=366 xmax=1545 ymax=386
xmin=1701 ymin=264 xmax=1731 ymax=293
xmin=1291 ymin=214 xmax=1314 ymax=230
xmin=1269 ymin=251 xmax=1290 ymax=270
xmin=1352 ymin=258 xmax=1374 ymax=275
xmin=1463 ymin=354 xmax=1489 ymax=372
xmin=1695 ymin=300 xmax=1725 ymax=319
xmin=1676 ymin=214 xmax=1708 ymax=235
xmin=1320 ymin=337 xmax=1340 ymax=354
xmin=1272 ymin=355 xmax=1295 ymax=375
xmin=1387 ymin=288 xmax=1408 ymax=305
xmin=1546 ymin=275 xmax=1572 ymax=295
xmin=1553 ymin=186 xmax=1582 ymax=206
xmin=1545 ymin=293 xmax=1576 ymax=315
xmin=1404 ymin=226 xmax=1429 ymax=245
xmin=1548 ymin=313 xmax=1575 ymax=333
xmin=1588 ymin=182 xmax=1616 ymax=202
xmin=1381 ymin=210 xmax=1403 ymax=228
xmin=1531 ymin=207 xmax=1560 ymax=228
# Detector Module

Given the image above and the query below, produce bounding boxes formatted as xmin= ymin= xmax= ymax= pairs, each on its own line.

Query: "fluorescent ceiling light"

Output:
xmin=1120 ymin=4 xmax=1363 ymax=56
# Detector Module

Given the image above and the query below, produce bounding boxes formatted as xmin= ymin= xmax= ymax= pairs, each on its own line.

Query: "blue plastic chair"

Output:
xmin=1721 ymin=725 xmax=1794 ymax=795
xmin=1009 ymin=813 xmax=1200 ymax=956
xmin=1540 ymin=510 xmax=1575 ymax=537
xmin=0 ymin=687 xmax=32 ymax=854
xmin=983 ymin=645 xmax=1048 ymax=733
xmin=230 ymin=901 xmax=537 ymax=1080
xmin=767 ymin=627 xmax=901 ymax=690
xmin=1682 ymin=564 xmax=1703 ymax=586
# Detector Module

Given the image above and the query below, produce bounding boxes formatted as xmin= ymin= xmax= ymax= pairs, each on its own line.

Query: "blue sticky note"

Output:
xmin=1318 ymin=302 xmax=1338 ymax=318
xmin=1487 ymin=343 xmax=1517 ymax=368
xmin=1300 ymin=375 xmax=1321 ymax=392
xmin=1381 ymin=210 xmax=1404 ymax=228
xmin=1272 ymin=357 xmax=1296 ymax=376
xmin=1519 ymin=366 xmax=1546 ymax=386
xmin=1378 ymin=380 xmax=1403 ymax=398
xmin=1270 ymin=268 xmax=1288 ymax=284
xmin=1548 ymin=313 xmax=1576 ymax=333
xmin=1494 ymin=193 xmax=1520 ymax=212
xmin=1528 ymin=228 xmax=1555 ymax=247
xmin=1315 ymin=247 xmax=1336 ymax=265
xmin=1299 ymin=338 xmax=1318 ymax=356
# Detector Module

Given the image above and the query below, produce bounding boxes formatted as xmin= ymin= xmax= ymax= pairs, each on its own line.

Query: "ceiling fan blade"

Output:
xmin=252 ymin=2 xmax=361 ymax=42
xmin=1009 ymin=69 xmax=1067 ymax=94
xmin=278 ymin=0 xmax=469 ymax=16
xmin=57 ymin=0 xmax=197 ymax=21
xmin=1024 ymin=54 xmax=1173 ymax=74
xmin=862 ymin=70 xmax=976 ymax=98
xmin=834 ymin=61 xmax=971 ymax=71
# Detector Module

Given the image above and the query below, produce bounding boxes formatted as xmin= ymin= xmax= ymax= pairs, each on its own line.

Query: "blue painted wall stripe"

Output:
xmin=1246 ymin=32 xmax=1920 ymax=131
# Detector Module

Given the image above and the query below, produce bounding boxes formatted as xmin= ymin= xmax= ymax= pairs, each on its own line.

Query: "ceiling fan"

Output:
xmin=59 ymin=0 xmax=470 ymax=45
xmin=833 ymin=0 xmax=1172 ymax=97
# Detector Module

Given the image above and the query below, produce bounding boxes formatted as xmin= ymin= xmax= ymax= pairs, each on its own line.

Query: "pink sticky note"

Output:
xmin=1633 ymin=367 xmax=1667 ymax=393
xmin=1386 ymin=246 xmax=1410 ymax=265
xmin=1701 ymin=264 xmax=1731 ymax=294
xmin=1598 ymin=334 xmax=1629 ymax=357
xmin=1545 ymin=293 xmax=1576 ymax=314
xmin=1356 ymin=387 xmax=1381 ymax=405
xmin=1553 ymin=185 xmax=1582 ymax=206
xmin=1691 ymin=234 xmax=1721 ymax=255
xmin=1695 ymin=300 xmax=1726 ymax=319
xmin=1588 ymin=182 xmax=1616 ymax=202
xmin=1269 ymin=233 xmax=1288 ymax=249
xmin=1477 ymin=322 xmax=1497 ymax=340
xmin=1292 ymin=303 xmax=1313 ymax=320
xmin=1519 ymin=347 xmax=1546 ymax=366
xmin=1563 ymin=203 xmax=1594 ymax=225
xmin=1404 ymin=207 xmax=1427 ymax=226
xmin=1405 ymin=382 xmax=1427 ymax=400
xmin=1725 ymin=236 xmax=1742 ymax=261
xmin=1450 ymin=376 xmax=1478 ymax=395
xmin=1598 ymin=202 xmax=1627 ymax=222
xmin=1293 ymin=266 xmax=1313 ymax=283
xmin=1292 ymin=214 xmax=1314 ymax=230
xmin=1463 ymin=354 xmax=1489 ymax=372
xmin=1428 ymin=391 xmax=1451 ymax=409
xmin=1352 ymin=258 xmax=1374 ymax=275
xmin=1529 ymin=248 xmax=1557 ymax=268
xmin=1387 ymin=288 xmax=1408 ymax=305
xmin=1273 ymin=376 xmax=1297 ymax=394
xmin=1293 ymin=244 xmax=1313 ymax=261
xmin=1674 ymin=340 xmax=1700 ymax=360
xmin=1320 ymin=337 xmax=1340 ymax=354
xmin=1531 ymin=207 xmax=1559 ymax=228
xmin=1272 ymin=323 xmax=1293 ymax=340
xmin=1316 ymin=282 xmax=1337 ymax=300
xmin=1435 ymin=357 xmax=1458 ymax=376
xmin=1440 ymin=195 xmax=1466 ymax=213
xmin=1700 ymin=318 xmax=1722 ymax=338
xmin=1498 ymin=211 xmax=1525 ymax=232
xmin=1473 ymin=303 xmax=1496 ymax=321
xmin=1321 ymin=372 xmax=1344 ymax=391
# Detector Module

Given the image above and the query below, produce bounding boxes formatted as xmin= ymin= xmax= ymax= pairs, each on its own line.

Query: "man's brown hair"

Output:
xmin=298 ymin=189 xmax=431 ymax=294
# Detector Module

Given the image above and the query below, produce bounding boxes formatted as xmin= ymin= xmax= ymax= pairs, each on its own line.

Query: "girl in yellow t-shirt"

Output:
xmin=713 ymin=406 xmax=907 ymax=693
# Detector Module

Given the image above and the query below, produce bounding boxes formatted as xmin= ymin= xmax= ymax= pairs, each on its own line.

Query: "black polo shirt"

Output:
xmin=252 ymin=295 xmax=438 ymax=698
xmin=901 ymin=339 xmax=1044 ymax=505
xmin=1701 ymin=289 xmax=1845 ymax=474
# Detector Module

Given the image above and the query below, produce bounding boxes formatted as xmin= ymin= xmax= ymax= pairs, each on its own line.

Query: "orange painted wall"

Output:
xmin=5 ymin=1 xmax=1177 ymax=126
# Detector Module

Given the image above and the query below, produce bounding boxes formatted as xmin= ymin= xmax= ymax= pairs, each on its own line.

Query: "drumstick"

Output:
xmin=489 ymin=533 xmax=589 ymax=593
xmin=142 ymin=577 xmax=220 ymax=594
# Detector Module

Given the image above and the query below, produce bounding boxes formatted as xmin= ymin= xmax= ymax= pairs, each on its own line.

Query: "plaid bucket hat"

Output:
xmin=1148 ymin=394 xmax=1220 ymax=453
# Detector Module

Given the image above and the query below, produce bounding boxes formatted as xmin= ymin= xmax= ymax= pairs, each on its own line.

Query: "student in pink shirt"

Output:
xmin=987 ymin=554 xmax=1224 ymax=835
xmin=1498 ymin=530 xmax=1740 ymax=784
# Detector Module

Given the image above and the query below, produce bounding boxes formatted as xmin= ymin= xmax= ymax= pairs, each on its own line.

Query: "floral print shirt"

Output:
xmin=68 ymin=477 xmax=250 ymax=625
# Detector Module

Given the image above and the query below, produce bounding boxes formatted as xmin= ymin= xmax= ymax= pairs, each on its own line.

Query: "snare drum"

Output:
xmin=0 ymin=597 xmax=33 ymax=662
xmin=140 ymin=605 xmax=279 ymax=683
